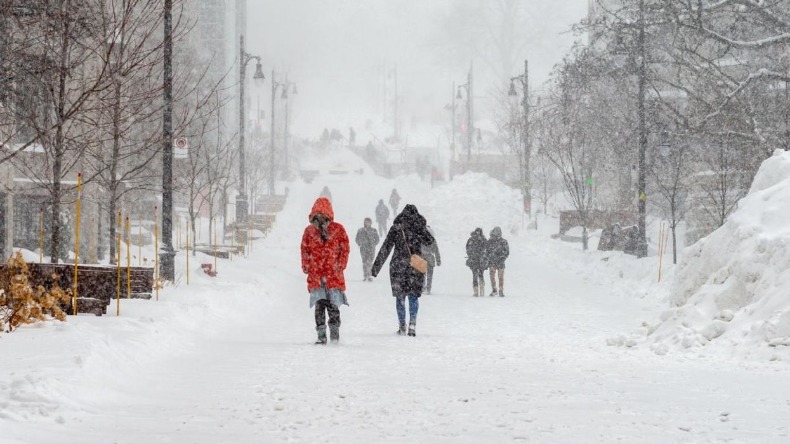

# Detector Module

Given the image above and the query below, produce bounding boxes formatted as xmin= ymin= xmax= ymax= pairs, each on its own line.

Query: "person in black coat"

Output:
xmin=371 ymin=204 xmax=435 ymax=337
xmin=375 ymin=199 xmax=390 ymax=236
xmin=465 ymin=227 xmax=487 ymax=297
xmin=486 ymin=226 xmax=509 ymax=297
xmin=355 ymin=217 xmax=380 ymax=281
xmin=420 ymin=226 xmax=441 ymax=295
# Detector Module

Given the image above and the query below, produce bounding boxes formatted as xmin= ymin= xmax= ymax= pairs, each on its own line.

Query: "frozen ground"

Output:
xmin=1 ymin=147 xmax=789 ymax=443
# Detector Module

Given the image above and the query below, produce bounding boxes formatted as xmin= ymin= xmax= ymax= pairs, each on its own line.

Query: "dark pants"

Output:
xmin=315 ymin=299 xmax=340 ymax=328
xmin=471 ymin=268 xmax=485 ymax=288
xmin=424 ymin=264 xmax=435 ymax=293
xmin=377 ymin=220 xmax=387 ymax=237
xmin=361 ymin=249 xmax=375 ymax=279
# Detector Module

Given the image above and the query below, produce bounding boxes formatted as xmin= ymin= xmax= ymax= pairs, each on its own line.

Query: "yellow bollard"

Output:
xmin=72 ymin=173 xmax=82 ymax=316
xmin=185 ymin=220 xmax=190 ymax=285
xmin=126 ymin=217 xmax=131 ymax=299
xmin=89 ymin=217 xmax=96 ymax=264
xmin=39 ymin=208 xmax=43 ymax=264
xmin=116 ymin=212 xmax=121 ymax=316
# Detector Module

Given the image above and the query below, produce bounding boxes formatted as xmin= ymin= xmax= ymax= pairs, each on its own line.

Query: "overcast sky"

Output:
xmin=246 ymin=0 xmax=588 ymax=137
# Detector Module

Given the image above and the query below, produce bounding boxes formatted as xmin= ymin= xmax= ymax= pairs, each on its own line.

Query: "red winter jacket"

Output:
xmin=300 ymin=197 xmax=350 ymax=291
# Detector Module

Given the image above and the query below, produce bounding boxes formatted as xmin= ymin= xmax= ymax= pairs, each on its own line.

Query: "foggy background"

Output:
xmin=246 ymin=0 xmax=589 ymax=138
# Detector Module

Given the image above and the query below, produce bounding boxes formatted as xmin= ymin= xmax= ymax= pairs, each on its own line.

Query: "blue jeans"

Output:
xmin=396 ymin=295 xmax=419 ymax=325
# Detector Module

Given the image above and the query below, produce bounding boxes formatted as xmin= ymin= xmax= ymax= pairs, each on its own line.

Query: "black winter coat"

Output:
xmin=486 ymin=236 xmax=509 ymax=268
xmin=465 ymin=228 xmax=487 ymax=270
xmin=371 ymin=205 xmax=436 ymax=297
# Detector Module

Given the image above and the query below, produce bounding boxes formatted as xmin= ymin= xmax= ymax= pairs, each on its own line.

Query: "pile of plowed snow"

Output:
xmin=644 ymin=149 xmax=790 ymax=359
xmin=423 ymin=172 xmax=524 ymax=244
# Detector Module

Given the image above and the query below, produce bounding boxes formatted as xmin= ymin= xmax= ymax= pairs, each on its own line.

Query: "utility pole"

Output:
xmin=237 ymin=35 xmax=249 ymax=223
xmin=160 ymin=0 xmax=175 ymax=280
xmin=510 ymin=60 xmax=531 ymax=221
xmin=636 ymin=0 xmax=648 ymax=258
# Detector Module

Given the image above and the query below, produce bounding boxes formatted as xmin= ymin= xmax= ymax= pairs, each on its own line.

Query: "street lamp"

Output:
xmin=509 ymin=59 xmax=531 ymax=222
xmin=280 ymin=78 xmax=297 ymax=179
xmin=237 ymin=34 xmax=264 ymax=227
xmin=269 ymin=73 xmax=296 ymax=195
xmin=456 ymin=65 xmax=473 ymax=161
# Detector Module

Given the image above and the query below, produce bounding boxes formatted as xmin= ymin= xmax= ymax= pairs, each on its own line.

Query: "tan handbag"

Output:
xmin=402 ymin=229 xmax=428 ymax=274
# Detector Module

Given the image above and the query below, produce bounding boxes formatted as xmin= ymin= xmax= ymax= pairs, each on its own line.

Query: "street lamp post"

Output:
xmin=281 ymin=77 xmax=297 ymax=179
xmin=237 ymin=34 xmax=265 ymax=226
xmin=509 ymin=59 xmax=531 ymax=222
xmin=269 ymin=73 xmax=296 ymax=195
xmin=456 ymin=64 xmax=473 ymax=161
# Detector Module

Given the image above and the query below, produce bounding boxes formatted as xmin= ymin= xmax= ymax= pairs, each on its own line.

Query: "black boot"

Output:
xmin=408 ymin=321 xmax=416 ymax=337
xmin=329 ymin=326 xmax=340 ymax=343
xmin=397 ymin=324 xmax=407 ymax=335
xmin=315 ymin=326 xmax=327 ymax=345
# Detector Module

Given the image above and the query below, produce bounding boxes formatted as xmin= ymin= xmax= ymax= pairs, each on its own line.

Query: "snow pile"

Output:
xmin=423 ymin=172 xmax=523 ymax=243
xmin=645 ymin=149 xmax=790 ymax=358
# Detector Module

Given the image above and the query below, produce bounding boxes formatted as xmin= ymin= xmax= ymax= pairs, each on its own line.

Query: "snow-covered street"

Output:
xmin=2 ymin=148 xmax=789 ymax=443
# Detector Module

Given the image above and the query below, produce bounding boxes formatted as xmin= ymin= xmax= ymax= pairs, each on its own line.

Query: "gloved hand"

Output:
xmin=436 ymin=260 xmax=441 ymax=267
xmin=302 ymin=266 xmax=308 ymax=274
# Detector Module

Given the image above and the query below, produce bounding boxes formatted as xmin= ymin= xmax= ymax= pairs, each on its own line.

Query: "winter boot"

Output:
xmin=408 ymin=321 xmax=416 ymax=337
xmin=473 ymin=286 xmax=478 ymax=297
xmin=329 ymin=326 xmax=340 ymax=343
xmin=479 ymin=283 xmax=485 ymax=298
xmin=490 ymin=286 xmax=498 ymax=296
xmin=397 ymin=323 xmax=407 ymax=335
xmin=499 ymin=290 xmax=505 ymax=297
xmin=315 ymin=326 xmax=327 ymax=345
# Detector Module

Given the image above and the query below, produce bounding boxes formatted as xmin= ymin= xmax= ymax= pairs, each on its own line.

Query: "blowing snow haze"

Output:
xmin=247 ymin=0 xmax=588 ymax=136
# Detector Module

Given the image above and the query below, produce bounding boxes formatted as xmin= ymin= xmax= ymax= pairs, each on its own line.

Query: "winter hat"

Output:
xmin=490 ymin=226 xmax=502 ymax=238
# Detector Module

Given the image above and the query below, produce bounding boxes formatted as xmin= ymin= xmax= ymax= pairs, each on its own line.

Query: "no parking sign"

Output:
xmin=174 ymin=137 xmax=188 ymax=158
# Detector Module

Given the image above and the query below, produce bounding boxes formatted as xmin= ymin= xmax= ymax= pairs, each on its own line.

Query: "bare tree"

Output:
xmin=648 ymin=130 xmax=694 ymax=264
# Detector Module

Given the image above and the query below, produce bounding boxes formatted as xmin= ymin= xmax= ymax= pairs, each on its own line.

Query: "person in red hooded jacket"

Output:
xmin=301 ymin=197 xmax=350 ymax=344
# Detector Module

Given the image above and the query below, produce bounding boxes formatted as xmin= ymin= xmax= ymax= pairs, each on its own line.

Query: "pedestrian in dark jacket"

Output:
xmin=420 ymin=226 xmax=441 ymax=295
xmin=371 ymin=204 xmax=435 ymax=337
xmin=300 ymin=197 xmax=350 ymax=344
xmin=355 ymin=217 xmax=380 ymax=281
xmin=465 ymin=228 xmax=487 ymax=297
xmin=486 ymin=226 xmax=509 ymax=297
xmin=389 ymin=188 xmax=401 ymax=214
xmin=375 ymin=199 xmax=390 ymax=237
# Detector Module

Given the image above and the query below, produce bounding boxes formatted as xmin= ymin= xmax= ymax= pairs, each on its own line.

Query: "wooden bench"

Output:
xmin=255 ymin=195 xmax=287 ymax=214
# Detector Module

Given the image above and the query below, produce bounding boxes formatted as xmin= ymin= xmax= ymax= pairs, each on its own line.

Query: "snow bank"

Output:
xmin=644 ymin=149 xmax=790 ymax=359
xmin=424 ymin=172 xmax=523 ymax=243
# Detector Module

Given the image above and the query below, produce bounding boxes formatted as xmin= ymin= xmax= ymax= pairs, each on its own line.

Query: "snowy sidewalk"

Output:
xmin=3 ymin=150 xmax=789 ymax=443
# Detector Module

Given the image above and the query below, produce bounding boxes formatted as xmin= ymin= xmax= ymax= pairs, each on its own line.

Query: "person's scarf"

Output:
xmin=312 ymin=216 xmax=329 ymax=242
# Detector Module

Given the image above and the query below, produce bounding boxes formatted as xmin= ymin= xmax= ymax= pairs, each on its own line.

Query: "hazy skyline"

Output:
xmin=246 ymin=1 xmax=588 ymax=137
